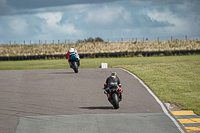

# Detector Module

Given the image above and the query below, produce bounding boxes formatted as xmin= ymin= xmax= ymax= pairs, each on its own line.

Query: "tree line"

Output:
xmin=76 ymin=37 xmax=104 ymax=43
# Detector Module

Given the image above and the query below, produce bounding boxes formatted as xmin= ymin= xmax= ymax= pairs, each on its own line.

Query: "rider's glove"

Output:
xmin=104 ymin=87 xmax=109 ymax=94
xmin=104 ymin=83 xmax=107 ymax=89
xmin=119 ymin=84 xmax=122 ymax=87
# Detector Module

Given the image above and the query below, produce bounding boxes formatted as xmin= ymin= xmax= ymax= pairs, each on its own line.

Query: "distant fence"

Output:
xmin=1 ymin=50 xmax=200 ymax=61
xmin=1 ymin=35 xmax=200 ymax=45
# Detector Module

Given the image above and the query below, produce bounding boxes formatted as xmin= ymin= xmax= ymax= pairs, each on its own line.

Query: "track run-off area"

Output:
xmin=0 ymin=68 xmax=186 ymax=133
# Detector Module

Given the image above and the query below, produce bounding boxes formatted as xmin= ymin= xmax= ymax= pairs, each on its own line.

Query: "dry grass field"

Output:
xmin=0 ymin=40 xmax=200 ymax=56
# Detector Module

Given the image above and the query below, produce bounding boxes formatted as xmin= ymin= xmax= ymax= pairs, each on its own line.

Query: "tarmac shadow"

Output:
xmin=50 ymin=72 xmax=75 ymax=74
xmin=79 ymin=106 xmax=113 ymax=110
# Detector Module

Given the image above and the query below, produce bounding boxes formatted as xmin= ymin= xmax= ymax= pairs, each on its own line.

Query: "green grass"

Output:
xmin=0 ymin=59 xmax=70 ymax=70
xmin=0 ymin=55 xmax=200 ymax=115
xmin=115 ymin=60 xmax=200 ymax=115
xmin=0 ymin=55 xmax=199 ymax=70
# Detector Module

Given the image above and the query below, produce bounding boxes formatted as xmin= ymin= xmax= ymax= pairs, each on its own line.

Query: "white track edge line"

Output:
xmin=120 ymin=68 xmax=186 ymax=133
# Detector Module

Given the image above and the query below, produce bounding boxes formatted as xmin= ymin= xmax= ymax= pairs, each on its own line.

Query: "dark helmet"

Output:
xmin=111 ymin=72 xmax=117 ymax=76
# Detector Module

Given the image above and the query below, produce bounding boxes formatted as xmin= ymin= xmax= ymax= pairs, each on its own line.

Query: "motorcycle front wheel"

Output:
xmin=72 ymin=61 xmax=78 ymax=73
xmin=112 ymin=93 xmax=119 ymax=109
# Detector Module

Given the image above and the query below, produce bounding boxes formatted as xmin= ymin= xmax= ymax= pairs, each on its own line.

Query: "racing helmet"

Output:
xmin=111 ymin=72 xmax=117 ymax=77
xmin=69 ymin=48 xmax=75 ymax=53
xmin=69 ymin=47 xmax=78 ymax=55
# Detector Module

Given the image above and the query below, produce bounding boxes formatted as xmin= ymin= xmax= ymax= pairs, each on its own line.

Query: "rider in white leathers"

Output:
xmin=66 ymin=48 xmax=80 ymax=67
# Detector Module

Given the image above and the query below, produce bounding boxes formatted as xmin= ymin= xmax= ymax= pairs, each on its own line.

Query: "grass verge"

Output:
xmin=0 ymin=55 xmax=200 ymax=115
xmin=114 ymin=60 xmax=200 ymax=115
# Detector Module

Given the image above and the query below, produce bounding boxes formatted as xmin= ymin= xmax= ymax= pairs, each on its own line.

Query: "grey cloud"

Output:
xmin=150 ymin=0 xmax=184 ymax=5
xmin=0 ymin=0 xmax=16 ymax=16
xmin=168 ymin=0 xmax=200 ymax=25
xmin=1 ymin=0 xmax=121 ymax=16
xmin=6 ymin=0 xmax=120 ymax=9
xmin=136 ymin=15 xmax=175 ymax=28
xmin=119 ymin=0 xmax=184 ymax=7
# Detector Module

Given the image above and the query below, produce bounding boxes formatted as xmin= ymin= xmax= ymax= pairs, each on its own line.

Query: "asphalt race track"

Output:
xmin=0 ymin=68 xmax=186 ymax=133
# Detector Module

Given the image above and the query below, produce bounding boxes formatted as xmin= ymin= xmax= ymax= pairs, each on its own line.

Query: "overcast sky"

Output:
xmin=0 ymin=0 xmax=200 ymax=43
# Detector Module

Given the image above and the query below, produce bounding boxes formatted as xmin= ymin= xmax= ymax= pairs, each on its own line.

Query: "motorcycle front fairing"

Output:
xmin=69 ymin=55 xmax=78 ymax=61
xmin=109 ymin=84 xmax=121 ymax=93
xmin=69 ymin=55 xmax=79 ymax=73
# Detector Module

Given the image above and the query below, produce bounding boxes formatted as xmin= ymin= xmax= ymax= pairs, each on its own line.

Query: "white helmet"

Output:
xmin=69 ymin=47 xmax=77 ymax=54
xmin=69 ymin=48 xmax=75 ymax=53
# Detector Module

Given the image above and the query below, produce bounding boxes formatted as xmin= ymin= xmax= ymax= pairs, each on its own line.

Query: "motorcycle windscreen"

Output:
xmin=110 ymin=82 xmax=117 ymax=85
xmin=109 ymin=82 xmax=118 ymax=88
xmin=70 ymin=55 xmax=78 ymax=61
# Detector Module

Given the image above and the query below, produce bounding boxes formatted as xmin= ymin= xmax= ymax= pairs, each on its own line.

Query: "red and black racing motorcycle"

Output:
xmin=104 ymin=84 xmax=122 ymax=109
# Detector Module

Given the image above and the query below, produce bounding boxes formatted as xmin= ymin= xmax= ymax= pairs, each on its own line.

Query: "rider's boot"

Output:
xmin=119 ymin=94 xmax=122 ymax=101
xmin=78 ymin=60 xmax=80 ymax=67
xmin=69 ymin=62 xmax=72 ymax=68
xmin=107 ymin=93 xmax=111 ymax=101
